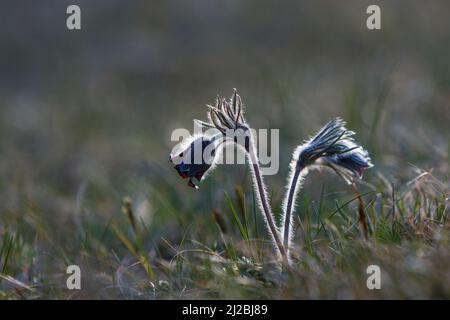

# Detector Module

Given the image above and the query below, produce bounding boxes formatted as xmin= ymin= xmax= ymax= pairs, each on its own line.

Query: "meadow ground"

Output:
xmin=0 ymin=1 xmax=449 ymax=299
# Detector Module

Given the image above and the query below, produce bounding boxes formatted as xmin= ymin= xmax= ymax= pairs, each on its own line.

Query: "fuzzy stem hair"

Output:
xmin=246 ymin=132 xmax=287 ymax=262
xmin=281 ymin=146 xmax=308 ymax=262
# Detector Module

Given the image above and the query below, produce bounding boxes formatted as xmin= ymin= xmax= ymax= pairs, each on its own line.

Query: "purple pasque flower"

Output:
xmin=320 ymin=145 xmax=373 ymax=183
xmin=169 ymin=134 xmax=220 ymax=189
xmin=296 ymin=117 xmax=373 ymax=183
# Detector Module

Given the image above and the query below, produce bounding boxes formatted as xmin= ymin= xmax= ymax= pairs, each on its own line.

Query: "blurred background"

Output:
xmin=0 ymin=0 xmax=448 ymax=298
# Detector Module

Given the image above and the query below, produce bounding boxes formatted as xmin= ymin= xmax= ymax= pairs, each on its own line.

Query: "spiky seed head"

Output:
xmin=204 ymin=89 xmax=248 ymax=134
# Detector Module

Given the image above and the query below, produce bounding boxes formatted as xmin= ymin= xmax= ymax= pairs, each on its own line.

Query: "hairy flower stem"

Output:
xmin=283 ymin=165 xmax=300 ymax=249
xmin=282 ymin=162 xmax=306 ymax=261
xmin=247 ymin=140 xmax=287 ymax=262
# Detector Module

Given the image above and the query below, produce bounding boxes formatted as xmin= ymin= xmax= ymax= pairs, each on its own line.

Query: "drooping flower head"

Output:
xmin=170 ymin=89 xmax=252 ymax=189
xmin=295 ymin=118 xmax=373 ymax=183
xmin=169 ymin=135 xmax=220 ymax=189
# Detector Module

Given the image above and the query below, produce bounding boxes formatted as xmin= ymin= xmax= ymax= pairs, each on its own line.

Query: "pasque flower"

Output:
xmin=169 ymin=134 xmax=221 ymax=189
xmin=171 ymin=89 xmax=287 ymax=262
xmin=320 ymin=147 xmax=373 ymax=183
xmin=168 ymin=89 xmax=248 ymax=189
xmin=282 ymin=118 xmax=373 ymax=261
xmin=170 ymin=91 xmax=373 ymax=268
